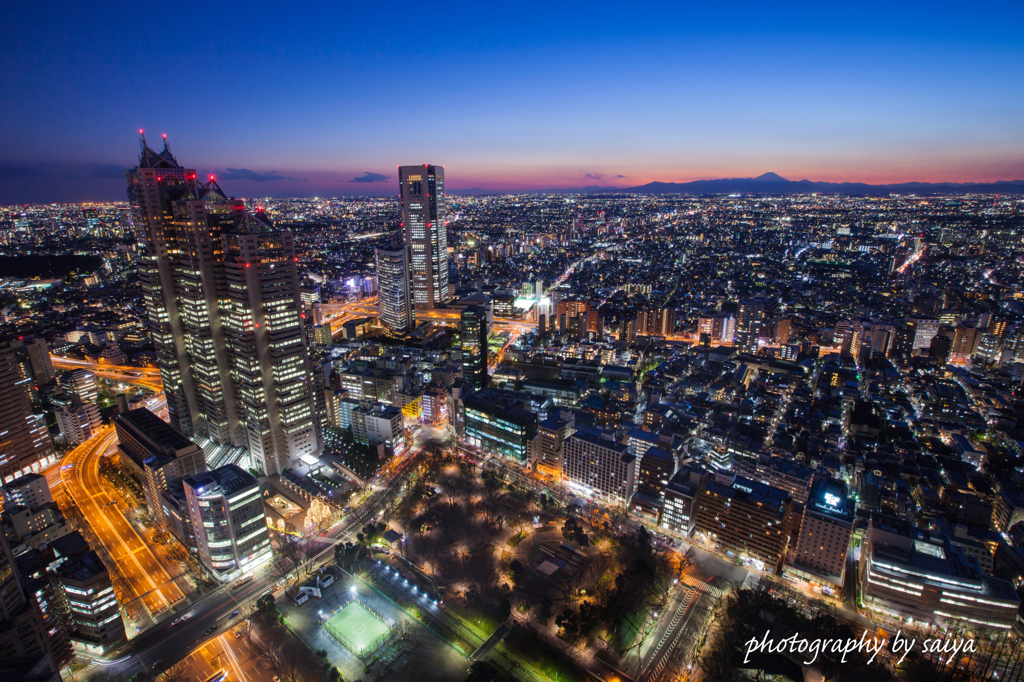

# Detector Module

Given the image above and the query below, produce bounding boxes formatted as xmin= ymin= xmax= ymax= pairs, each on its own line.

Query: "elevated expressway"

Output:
xmin=47 ymin=357 xmax=186 ymax=625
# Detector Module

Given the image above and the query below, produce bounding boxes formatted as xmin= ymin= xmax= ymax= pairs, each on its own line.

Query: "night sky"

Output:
xmin=2 ymin=1 xmax=1022 ymax=204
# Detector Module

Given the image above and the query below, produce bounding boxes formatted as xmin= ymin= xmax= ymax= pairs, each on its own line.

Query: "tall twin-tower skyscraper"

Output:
xmin=376 ymin=164 xmax=449 ymax=336
xmin=126 ymin=135 xmax=321 ymax=476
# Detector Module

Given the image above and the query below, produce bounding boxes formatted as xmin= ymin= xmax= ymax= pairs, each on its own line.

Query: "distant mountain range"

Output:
xmin=450 ymin=172 xmax=1024 ymax=196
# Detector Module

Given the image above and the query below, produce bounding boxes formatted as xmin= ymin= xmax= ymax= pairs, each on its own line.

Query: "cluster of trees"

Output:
xmin=561 ymin=514 xmax=589 ymax=547
xmin=546 ymin=525 xmax=672 ymax=652
xmin=241 ymin=600 xmax=341 ymax=682
xmin=356 ymin=521 xmax=388 ymax=546
xmin=700 ymin=586 xmax=892 ymax=682
xmin=334 ymin=542 xmax=363 ymax=572
xmin=275 ymin=535 xmax=323 ymax=581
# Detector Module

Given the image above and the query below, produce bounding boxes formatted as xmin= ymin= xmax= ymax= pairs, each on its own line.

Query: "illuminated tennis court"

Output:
xmin=323 ymin=602 xmax=391 ymax=657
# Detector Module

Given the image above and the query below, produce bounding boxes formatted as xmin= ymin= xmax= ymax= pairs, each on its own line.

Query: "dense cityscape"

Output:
xmin=0 ymin=132 xmax=1022 ymax=682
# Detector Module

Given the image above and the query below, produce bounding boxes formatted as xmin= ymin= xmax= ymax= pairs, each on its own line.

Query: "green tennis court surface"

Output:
xmin=324 ymin=602 xmax=391 ymax=655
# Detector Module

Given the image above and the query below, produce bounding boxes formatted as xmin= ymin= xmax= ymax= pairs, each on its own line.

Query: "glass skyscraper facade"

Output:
xmin=398 ymin=165 xmax=448 ymax=311
xmin=375 ymin=244 xmax=415 ymax=336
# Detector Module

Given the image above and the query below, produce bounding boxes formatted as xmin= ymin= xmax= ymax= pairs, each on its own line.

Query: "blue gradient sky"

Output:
xmin=1 ymin=1 xmax=1022 ymax=203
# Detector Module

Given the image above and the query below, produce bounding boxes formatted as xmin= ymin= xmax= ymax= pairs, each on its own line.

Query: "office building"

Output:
xmin=631 ymin=446 xmax=675 ymax=521
xmin=56 ymin=369 xmax=97 ymax=405
xmin=1 ymin=474 xmax=50 ymax=510
xmin=0 ymin=340 xmax=56 ymax=483
xmin=1 ymin=494 xmax=71 ymax=553
xmin=860 ymin=513 xmax=1020 ymax=629
xmin=182 ymin=464 xmax=272 ymax=583
xmin=907 ymin=318 xmax=940 ymax=351
xmin=398 ymin=165 xmax=448 ymax=310
xmin=661 ymin=466 xmax=709 ymax=536
xmin=51 ymin=394 xmax=101 ymax=446
xmin=563 ymin=432 xmax=637 ymax=505
xmin=788 ymin=479 xmax=854 ymax=586
xmin=352 ymin=403 xmax=406 ymax=457
xmin=693 ymin=474 xmax=792 ymax=573
xmin=127 ymin=135 xmax=320 ymax=475
xmin=114 ymin=406 xmax=206 ymax=528
xmin=375 ymin=244 xmax=415 ymax=336
xmin=10 ymin=337 xmax=54 ymax=387
xmin=312 ymin=324 xmax=333 ymax=347
xmin=56 ymin=552 xmax=124 ymax=654
xmin=536 ymin=413 xmax=574 ymax=476
xmin=463 ymin=389 xmax=538 ymax=464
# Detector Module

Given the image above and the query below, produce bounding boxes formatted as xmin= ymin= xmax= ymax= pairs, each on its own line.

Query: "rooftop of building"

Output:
xmin=1 ymin=473 xmax=45 ymax=491
xmin=666 ymin=466 xmax=707 ymax=496
xmin=353 ymin=402 xmax=403 ymax=417
xmin=703 ymin=474 xmax=790 ymax=509
xmin=806 ymin=478 xmax=854 ymax=522
xmin=628 ymin=428 xmax=662 ymax=444
xmin=641 ymin=446 xmax=675 ymax=464
xmin=116 ymin=407 xmax=195 ymax=451
xmin=568 ymin=430 xmax=630 ymax=455
xmin=50 ymin=531 xmax=90 ymax=559
xmin=56 ymin=550 xmax=107 ymax=582
xmin=184 ymin=464 xmax=258 ymax=500
xmin=464 ymin=388 xmax=538 ymax=426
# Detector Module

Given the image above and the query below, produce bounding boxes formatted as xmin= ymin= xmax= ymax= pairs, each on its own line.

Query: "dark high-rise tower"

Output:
xmin=126 ymin=134 xmax=320 ymax=475
xmin=398 ymin=165 xmax=448 ymax=310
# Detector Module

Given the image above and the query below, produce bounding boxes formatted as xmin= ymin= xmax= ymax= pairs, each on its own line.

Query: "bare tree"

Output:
xmin=159 ymin=660 xmax=191 ymax=682
xmin=276 ymin=536 xmax=310 ymax=578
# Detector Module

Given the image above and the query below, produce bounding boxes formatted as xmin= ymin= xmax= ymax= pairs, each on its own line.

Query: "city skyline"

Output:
xmin=4 ymin=3 xmax=1024 ymax=681
xmin=2 ymin=2 xmax=1023 ymax=203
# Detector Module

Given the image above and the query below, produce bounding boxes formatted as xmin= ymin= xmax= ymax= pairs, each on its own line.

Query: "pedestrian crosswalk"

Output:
xmin=681 ymin=574 xmax=723 ymax=599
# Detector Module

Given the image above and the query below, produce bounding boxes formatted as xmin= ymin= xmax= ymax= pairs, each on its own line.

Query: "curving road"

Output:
xmin=59 ymin=425 xmax=187 ymax=623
